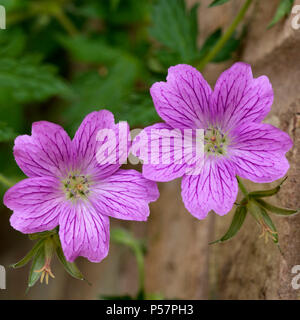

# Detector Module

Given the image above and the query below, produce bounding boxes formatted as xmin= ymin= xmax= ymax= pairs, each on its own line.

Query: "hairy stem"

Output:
xmin=0 ymin=173 xmax=14 ymax=188
xmin=237 ymin=176 xmax=248 ymax=197
xmin=196 ymin=0 xmax=253 ymax=71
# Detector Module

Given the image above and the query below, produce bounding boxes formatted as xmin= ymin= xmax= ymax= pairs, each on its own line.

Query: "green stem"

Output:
xmin=196 ymin=0 xmax=253 ymax=71
xmin=0 ymin=174 xmax=14 ymax=188
xmin=134 ymin=246 xmax=145 ymax=294
xmin=236 ymin=176 xmax=248 ymax=197
xmin=52 ymin=10 xmax=78 ymax=36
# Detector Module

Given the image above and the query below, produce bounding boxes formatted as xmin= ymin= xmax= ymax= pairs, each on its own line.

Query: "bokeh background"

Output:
xmin=0 ymin=0 xmax=299 ymax=299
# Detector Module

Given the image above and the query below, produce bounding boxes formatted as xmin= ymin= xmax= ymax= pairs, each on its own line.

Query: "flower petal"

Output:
xmin=14 ymin=122 xmax=73 ymax=178
xmin=72 ymin=110 xmax=129 ymax=180
xmin=91 ymin=169 xmax=159 ymax=221
xmin=133 ymin=123 xmax=189 ymax=182
xmin=4 ymin=177 xmax=63 ymax=233
xmin=59 ymin=201 xmax=110 ymax=263
xmin=229 ymin=122 xmax=293 ymax=183
xmin=181 ymin=158 xmax=238 ymax=219
xmin=210 ymin=62 xmax=273 ymax=131
xmin=150 ymin=64 xmax=212 ymax=129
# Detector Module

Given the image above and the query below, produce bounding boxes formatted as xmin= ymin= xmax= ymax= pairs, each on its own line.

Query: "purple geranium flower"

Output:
xmin=140 ymin=63 xmax=293 ymax=219
xmin=4 ymin=110 xmax=159 ymax=262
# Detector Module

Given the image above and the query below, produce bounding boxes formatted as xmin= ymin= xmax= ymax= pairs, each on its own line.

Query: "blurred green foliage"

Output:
xmin=0 ymin=0 xmax=248 ymax=192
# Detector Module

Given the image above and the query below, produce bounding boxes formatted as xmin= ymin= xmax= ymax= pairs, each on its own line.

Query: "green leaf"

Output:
xmin=149 ymin=0 xmax=199 ymax=62
xmin=0 ymin=122 xmax=17 ymax=142
xmin=268 ymin=0 xmax=294 ymax=28
xmin=27 ymin=245 xmax=45 ymax=288
xmin=249 ymin=177 xmax=287 ymax=198
xmin=210 ymin=205 xmax=247 ymax=244
xmin=0 ymin=28 xmax=26 ymax=58
xmin=65 ymin=57 xmax=140 ymax=133
xmin=11 ymin=239 xmax=45 ymax=269
xmin=209 ymin=0 xmax=230 ymax=7
xmin=58 ymin=35 xmax=125 ymax=65
xmin=0 ymin=56 xmax=72 ymax=103
xmin=55 ymin=241 xmax=85 ymax=281
xmin=255 ymin=199 xmax=299 ymax=216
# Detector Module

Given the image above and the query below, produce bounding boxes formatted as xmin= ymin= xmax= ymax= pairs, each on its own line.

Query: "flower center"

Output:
xmin=62 ymin=174 xmax=90 ymax=200
xmin=204 ymin=127 xmax=228 ymax=156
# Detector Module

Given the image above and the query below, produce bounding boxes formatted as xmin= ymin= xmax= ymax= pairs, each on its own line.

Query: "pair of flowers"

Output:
xmin=3 ymin=63 xmax=292 ymax=263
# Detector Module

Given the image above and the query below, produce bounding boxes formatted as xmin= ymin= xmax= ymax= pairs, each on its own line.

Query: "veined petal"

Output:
xmin=181 ymin=157 xmax=238 ymax=219
xmin=229 ymin=122 xmax=293 ymax=183
xmin=133 ymin=123 xmax=189 ymax=182
xmin=91 ymin=169 xmax=159 ymax=221
xmin=150 ymin=64 xmax=212 ymax=129
xmin=14 ymin=122 xmax=73 ymax=178
xmin=72 ymin=110 xmax=129 ymax=180
xmin=4 ymin=177 xmax=63 ymax=233
xmin=59 ymin=200 xmax=110 ymax=263
xmin=210 ymin=62 xmax=273 ymax=131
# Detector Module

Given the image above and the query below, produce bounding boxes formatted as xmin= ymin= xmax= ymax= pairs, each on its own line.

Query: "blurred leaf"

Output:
xmin=0 ymin=56 xmax=72 ymax=103
xmin=58 ymin=35 xmax=126 ymax=65
xmin=119 ymin=93 xmax=160 ymax=127
xmin=27 ymin=244 xmax=45 ymax=288
xmin=0 ymin=28 xmax=26 ymax=58
xmin=100 ymin=294 xmax=133 ymax=300
xmin=65 ymin=57 xmax=140 ymax=132
xmin=0 ymin=122 xmax=17 ymax=142
xmin=210 ymin=205 xmax=247 ymax=244
xmin=249 ymin=177 xmax=287 ymax=198
xmin=255 ymin=199 xmax=299 ymax=216
xmin=209 ymin=0 xmax=230 ymax=7
xmin=11 ymin=239 xmax=45 ymax=269
xmin=150 ymin=0 xmax=199 ymax=63
xmin=268 ymin=0 xmax=294 ymax=28
xmin=198 ymin=28 xmax=241 ymax=63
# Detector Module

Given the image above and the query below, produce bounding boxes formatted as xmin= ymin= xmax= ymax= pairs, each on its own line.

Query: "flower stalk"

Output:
xmin=196 ymin=0 xmax=253 ymax=71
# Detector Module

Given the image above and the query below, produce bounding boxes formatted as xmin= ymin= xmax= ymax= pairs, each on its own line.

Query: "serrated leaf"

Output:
xmin=55 ymin=243 xmax=85 ymax=281
xmin=268 ymin=0 xmax=294 ymax=28
xmin=0 ymin=56 xmax=72 ymax=103
xmin=249 ymin=177 xmax=287 ymax=198
xmin=0 ymin=122 xmax=17 ymax=142
xmin=210 ymin=205 xmax=247 ymax=244
xmin=27 ymin=245 xmax=45 ymax=288
xmin=209 ymin=0 xmax=230 ymax=7
xmin=255 ymin=199 xmax=299 ymax=216
xmin=149 ymin=0 xmax=199 ymax=62
xmin=11 ymin=239 xmax=45 ymax=269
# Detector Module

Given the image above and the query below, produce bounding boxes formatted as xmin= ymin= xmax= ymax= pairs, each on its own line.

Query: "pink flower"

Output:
xmin=139 ymin=63 xmax=293 ymax=219
xmin=4 ymin=111 xmax=159 ymax=262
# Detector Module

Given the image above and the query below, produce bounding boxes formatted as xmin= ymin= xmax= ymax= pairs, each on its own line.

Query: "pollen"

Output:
xmin=62 ymin=174 xmax=91 ymax=200
xmin=204 ymin=127 xmax=228 ymax=156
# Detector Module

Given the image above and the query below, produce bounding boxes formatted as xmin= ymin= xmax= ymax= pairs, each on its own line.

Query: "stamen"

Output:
xmin=62 ymin=173 xmax=91 ymax=200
